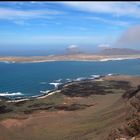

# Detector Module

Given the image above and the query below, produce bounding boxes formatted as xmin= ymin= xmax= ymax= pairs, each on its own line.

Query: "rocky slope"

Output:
xmin=106 ymin=85 xmax=140 ymax=140
xmin=0 ymin=75 xmax=139 ymax=140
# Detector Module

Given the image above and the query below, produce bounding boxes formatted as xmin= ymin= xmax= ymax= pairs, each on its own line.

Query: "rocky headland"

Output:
xmin=0 ymin=75 xmax=139 ymax=140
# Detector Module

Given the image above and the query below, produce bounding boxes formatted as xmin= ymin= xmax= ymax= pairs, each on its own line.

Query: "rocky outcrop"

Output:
xmin=61 ymin=80 xmax=131 ymax=97
xmin=106 ymin=86 xmax=140 ymax=140
xmin=23 ymin=103 xmax=94 ymax=114
xmin=0 ymin=105 xmax=12 ymax=114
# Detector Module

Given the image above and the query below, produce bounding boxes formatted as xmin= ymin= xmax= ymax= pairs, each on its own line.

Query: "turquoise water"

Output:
xmin=0 ymin=59 xmax=140 ymax=98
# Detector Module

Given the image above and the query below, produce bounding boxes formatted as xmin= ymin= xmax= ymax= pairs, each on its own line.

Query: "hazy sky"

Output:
xmin=0 ymin=1 xmax=140 ymax=54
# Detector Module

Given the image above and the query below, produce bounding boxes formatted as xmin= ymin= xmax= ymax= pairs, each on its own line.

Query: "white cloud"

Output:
xmin=66 ymin=44 xmax=80 ymax=54
xmin=0 ymin=35 xmax=107 ymax=45
xmin=69 ymin=26 xmax=87 ymax=31
xmin=62 ymin=2 xmax=140 ymax=18
xmin=0 ymin=7 xmax=62 ymax=20
xmin=86 ymin=16 xmax=131 ymax=27
xmin=13 ymin=20 xmax=29 ymax=26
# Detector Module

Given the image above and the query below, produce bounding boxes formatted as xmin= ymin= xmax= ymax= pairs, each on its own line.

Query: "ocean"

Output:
xmin=0 ymin=59 xmax=140 ymax=98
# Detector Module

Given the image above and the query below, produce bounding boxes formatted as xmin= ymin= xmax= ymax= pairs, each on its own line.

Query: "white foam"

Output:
xmin=100 ymin=58 xmax=131 ymax=62
xmin=91 ymin=75 xmax=100 ymax=78
xmin=100 ymin=58 xmax=111 ymax=61
xmin=49 ymin=82 xmax=62 ymax=88
xmin=54 ymin=79 xmax=62 ymax=82
xmin=0 ymin=92 xmax=23 ymax=96
xmin=75 ymin=77 xmax=87 ymax=81
xmin=66 ymin=78 xmax=71 ymax=82
xmin=107 ymin=73 xmax=113 ymax=76
xmin=40 ymin=90 xmax=50 ymax=94
xmin=66 ymin=78 xmax=70 ymax=80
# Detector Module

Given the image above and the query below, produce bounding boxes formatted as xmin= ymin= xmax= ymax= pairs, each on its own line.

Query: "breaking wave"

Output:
xmin=99 ymin=58 xmax=136 ymax=62
xmin=90 ymin=75 xmax=100 ymax=78
xmin=0 ymin=92 xmax=23 ymax=96
xmin=49 ymin=82 xmax=62 ymax=88
xmin=54 ymin=79 xmax=62 ymax=82
xmin=40 ymin=90 xmax=50 ymax=94
xmin=75 ymin=77 xmax=87 ymax=81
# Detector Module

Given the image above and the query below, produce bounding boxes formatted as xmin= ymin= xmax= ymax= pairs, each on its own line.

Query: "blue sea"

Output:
xmin=0 ymin=59 xmax=140 ymax=98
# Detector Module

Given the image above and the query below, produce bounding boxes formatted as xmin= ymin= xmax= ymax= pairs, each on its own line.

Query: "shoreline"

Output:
xmin=1 ymin=73 xmax=140 ymax=103
xmin=2 ymin=74 xmax=114 ymax=103
xmin=6 ymin=90 xmax=61 ymax=103
xmin=0 ymin=54 xmax=140 ymax=63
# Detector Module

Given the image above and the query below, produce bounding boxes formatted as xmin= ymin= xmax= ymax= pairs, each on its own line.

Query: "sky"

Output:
xmin=0 ymin=1 xmax=140 ymax=55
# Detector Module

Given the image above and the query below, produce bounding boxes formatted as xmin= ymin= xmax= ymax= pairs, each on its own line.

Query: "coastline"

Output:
xmin=2 ymin=74 xmax=112 ymax=103
xmin=0 ymin=73 xmax=139 ymax=140
xmin=0 ymin=54 xmax=140 ymax=63
xmin=0 ymin=56 xmax=140 ymax=102
xmin=6 ymin=90 xmax=61 ymax=103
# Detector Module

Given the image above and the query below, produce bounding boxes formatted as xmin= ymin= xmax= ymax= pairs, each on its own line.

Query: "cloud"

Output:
xmin=86 ymin=16 xmax=131 ymax=27
xmin=115 ymin=25 xmax=140 ymax=48
xmin=69 ymin=26 xmax=87 ymax=31
xmin=0 ymin=35 xmax=106 ymax=45
xmin=62 ymin=2 xmax=140 ymax=18
xmin=66 ymin=44 xmax=81 ymax=54
xmin=0 ymin=7 xmax=62 ymax=20
xmin=13 ymin=20 xmax=29 ymax=26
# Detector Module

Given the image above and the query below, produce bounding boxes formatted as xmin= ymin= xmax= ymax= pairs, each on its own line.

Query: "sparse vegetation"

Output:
xmin=0 ymin=76 xmax=139 ymax=140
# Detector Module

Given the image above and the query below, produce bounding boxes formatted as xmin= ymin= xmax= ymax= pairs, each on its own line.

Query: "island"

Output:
xmin=1 ymin=47 xmax=140 ymax=63
xmin=0 ymin=75 xmax=139 ymax=140
xmin=0 ymin=54 xmax=140 ymax=63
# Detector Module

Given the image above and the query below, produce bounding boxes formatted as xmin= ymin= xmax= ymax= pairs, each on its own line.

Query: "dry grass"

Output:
xmin=0 ymin=75 xmax=139 ymax=140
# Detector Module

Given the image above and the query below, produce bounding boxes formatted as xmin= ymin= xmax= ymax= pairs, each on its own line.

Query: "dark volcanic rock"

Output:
xmin=0 ymin=96 xmax=10 ymax=100
xmin=122 ymin=85 xmax=140 ymax=99
xmin=106 ymin=87 xmax=140 ymax=140
xmin=54 ymin=104 xmax=93 ymax=111
xmin=61 ymin=80 xmax=131 ymax=97
xmin=0 ymin=105 xmax=12 ymax=114
xmin=24 ymin=103 xmax=94 ymax=114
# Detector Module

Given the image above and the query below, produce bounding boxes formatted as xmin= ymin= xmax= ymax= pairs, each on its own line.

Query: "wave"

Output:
xmin=99 ymin=57 xmax=137 ymax=62
xmin=49 ymin=82 xmax=62 ymax=88
xmin=0 ymin=92 xmax=23 ymax=96
xmin=66 ymin=78 xmax=72 ymax=82
xmin=40 ymin=90 xmax=50 ymax=94
xmin=75 ymin=77 xmax=87 ymax=81
xmin=91 ymin=75 xmax=100 ymax=78
xmin=107 ymin=73 xmax=113 ymax=76
xmin=100 ymin=58 xmax=119 ymax=61
xmin=54 ymin=79 xmax=62 ymax=82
